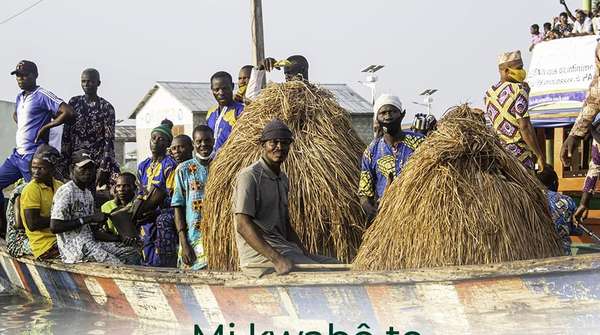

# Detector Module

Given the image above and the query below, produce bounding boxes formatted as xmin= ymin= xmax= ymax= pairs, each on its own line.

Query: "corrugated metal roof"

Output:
xmin=130 ymin=81 xmax=372 ymax=118
xmin=115 ymin=125 xmax=136 ymax=141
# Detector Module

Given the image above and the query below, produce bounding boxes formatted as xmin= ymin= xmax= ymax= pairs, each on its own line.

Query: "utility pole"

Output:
xmin=251 ymin=0 xmax=265 ymax=68
xmin=583 ymin=0 xmax=592 ymax=12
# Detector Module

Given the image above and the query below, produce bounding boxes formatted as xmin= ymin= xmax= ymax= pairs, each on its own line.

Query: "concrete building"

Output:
xmin=0 ymin=100 xmax=17 ymax=160
xmin=129 ymin=81 xmax=373 ymax=161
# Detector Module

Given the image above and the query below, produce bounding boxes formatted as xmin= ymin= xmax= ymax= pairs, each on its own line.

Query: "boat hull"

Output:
xmin=2 ymin=244 xmax=600 ymax=333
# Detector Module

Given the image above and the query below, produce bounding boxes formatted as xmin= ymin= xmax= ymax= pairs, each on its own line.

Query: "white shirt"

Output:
xmin=592 ymin=17 xmax=600 ymax=34
xmin=574 ymin=18 xmax=593 ymax=34
xmin=244 ymin=68 xmax=266 ymax=101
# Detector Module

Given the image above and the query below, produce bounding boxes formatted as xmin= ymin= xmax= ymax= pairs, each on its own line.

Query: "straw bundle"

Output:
xmin=202 ymin=81 xmax=367 ymax=271
xmin=353 ymin=105 xmax=563 ymax=271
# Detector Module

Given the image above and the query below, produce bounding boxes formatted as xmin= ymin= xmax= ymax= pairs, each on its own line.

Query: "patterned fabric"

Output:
xmin=571 ymin=44 xmax=600 ymax=138
xmin=358 ymin=132 xmax=425 ymax=201
xmin=59 ymin=95 xmax=120 ymax=184
xmin=546 ymin=190 xmax=579 ymax=255
xmin=171 ymin=157 xmax=209 ymax=270
xmin=584 ymin=140 xmax=600 ymax=193
xmin=206 ymin=101 xmax=244 ymax=153
xmin=51 ymin=181 xmax=136 ymax=264
xmin=555 ymin=22 xmax=573 ymax=36
xmin=138 ymin=156 xmax=179 ymax=267
xmin=6 ymin=183 xmax=31 ymax=257
xmin=484 ymin=81 xmax=535 ymax=169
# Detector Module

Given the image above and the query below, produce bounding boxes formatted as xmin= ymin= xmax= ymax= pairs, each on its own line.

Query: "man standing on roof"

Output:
xmin=0 ymin=60 xmax=74 ymax=238
xmin=358 ymin=95 xmax=425 ymax=221
xmin=60 ymin=68 xmax=120 ymax=190
xmin=206 ymin=71 xmax=245 ymax=153
xmin=244 ymin=55 xmax=310 ymax=101
xmin=484 ymin=50 xmax=545 ymax=172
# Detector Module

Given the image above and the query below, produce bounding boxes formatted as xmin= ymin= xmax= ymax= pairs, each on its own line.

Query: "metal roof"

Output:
xmin=130 ymin=81 xmax=372 ymax=119
xmin=115 ymin=125 xmax=136 ymax=141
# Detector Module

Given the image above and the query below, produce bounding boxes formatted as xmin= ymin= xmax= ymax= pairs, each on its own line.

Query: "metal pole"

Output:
xmin=583 ymin=0 xmax=592 ymax=12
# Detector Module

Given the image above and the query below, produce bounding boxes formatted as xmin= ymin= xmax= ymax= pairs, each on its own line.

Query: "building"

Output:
xmin=128 ymin=81 xmax=373 ymax=161
xmin=0 ymin=100 xmax=17 ymax=160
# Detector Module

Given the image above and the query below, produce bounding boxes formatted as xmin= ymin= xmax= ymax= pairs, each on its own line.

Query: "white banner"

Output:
xmin=527 ymin=36 xmax=597 ymax=111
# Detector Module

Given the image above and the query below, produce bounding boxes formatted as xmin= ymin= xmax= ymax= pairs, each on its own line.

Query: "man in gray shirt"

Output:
xmin=234 ymin=119 xmax=336 ymax=276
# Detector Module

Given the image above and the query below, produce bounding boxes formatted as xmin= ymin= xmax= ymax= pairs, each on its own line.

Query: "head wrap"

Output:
xmin=152 ymin=120 xmax=174 ymax=142
xmin=33 ymin=144 xmax=60 ymax=166
xmin=260 ymin=119 xmax=293 ymax=142
xmin=374 ymin=94 xmax=404 ymax=115
xmin=498 ymin=50 xmax=523 ymax=68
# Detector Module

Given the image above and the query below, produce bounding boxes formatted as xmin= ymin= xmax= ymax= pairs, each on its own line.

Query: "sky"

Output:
xmin=0 ymin=0 xmax=588 ymax=121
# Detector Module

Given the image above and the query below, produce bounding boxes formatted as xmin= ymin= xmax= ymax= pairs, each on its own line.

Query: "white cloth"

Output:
xmin=592 ymin=17 xmax=600 ymax=34
xmin=574 ymin=18 xmax=593 ymax=34
xmin=244 ymin=68 xmax=266 ymax=101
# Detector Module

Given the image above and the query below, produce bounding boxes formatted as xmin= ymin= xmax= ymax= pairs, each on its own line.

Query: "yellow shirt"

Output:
xmin=20 ymin=178 xmax=63 ymax=258
xmin=100 ymin=199 xmax=119 ymax=235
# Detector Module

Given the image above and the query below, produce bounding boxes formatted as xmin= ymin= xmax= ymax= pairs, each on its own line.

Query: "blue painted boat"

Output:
xmin=2 ymin=240 xmax=600 ymax=333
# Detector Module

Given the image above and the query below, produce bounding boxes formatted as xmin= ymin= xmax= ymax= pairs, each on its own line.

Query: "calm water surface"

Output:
xmin=0 ymin=291 xmax=188 ymax=335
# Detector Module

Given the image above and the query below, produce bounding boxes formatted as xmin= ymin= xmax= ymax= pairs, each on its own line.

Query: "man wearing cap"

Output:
xmin=207 ymin=71 xmax=245 ymax=153
xmin=484 ymin=51 xmax=545 ymax=172
xmin=234 ymin=119 xmax=338 ymax=277
xmin=136 ymin=120 xmax=179 ymax=267
xmin=50 ymin=149 xmax=139 ymax=264
xmin=60 ymin=68 xmax=120 ymax=189
xmin=0 ymin=60 xmax=74 ymax=238
xmin=245 ymin=55 xmax=310 ymax=101
xmin=358 ymin=94 xmax=425 ymax=221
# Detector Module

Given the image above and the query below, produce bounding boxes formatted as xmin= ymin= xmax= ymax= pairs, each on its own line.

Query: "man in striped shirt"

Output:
xmin=0 ymin=60 xmax=73 ymax=238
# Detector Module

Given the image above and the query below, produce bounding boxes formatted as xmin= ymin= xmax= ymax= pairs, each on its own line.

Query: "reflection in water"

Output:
xmin=0 ymin=292 xmax=186 ymax=335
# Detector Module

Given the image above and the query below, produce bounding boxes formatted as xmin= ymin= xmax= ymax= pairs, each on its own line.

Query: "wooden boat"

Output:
xmin=2 ymin=240 xmax=600 ymax=333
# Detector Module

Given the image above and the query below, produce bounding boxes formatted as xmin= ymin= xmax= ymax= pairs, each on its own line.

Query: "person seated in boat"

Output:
xmin=536 ymin=164 xmax=581 ymax=255
xmin=233 ymin=119 xmax=338 ymax=277
xmin=100 ymin=172 xmax=138 ymax=240
xmin=50 ymin=149 xmax=139 ymax=265
xmin=136 ymin=121 xmax=179 ymax=267
xmin=19 ymin=145 xmax=63 ymax=260
xmin=5 ymin=179 xmax=31 ymax=258
xmin=172 ymin=126 xmax=214 ymax=270
xmin=358 ymin=94 xmax=425 ymax=222
xmin=245 ymin=55 xmax=309 ymax=102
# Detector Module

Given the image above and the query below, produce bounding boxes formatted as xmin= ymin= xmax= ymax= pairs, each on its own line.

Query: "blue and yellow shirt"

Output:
xmin=137 ymin=155 xmax=178 ymax=196
xmin=358 ymin=132 xmax=424 ymax=201
xmin=206 ymin=101 xmax=244 ymax=153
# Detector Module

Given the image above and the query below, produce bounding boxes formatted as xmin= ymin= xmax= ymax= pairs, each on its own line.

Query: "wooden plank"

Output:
xmin=246 ymin=263 xmax=352 ymax=271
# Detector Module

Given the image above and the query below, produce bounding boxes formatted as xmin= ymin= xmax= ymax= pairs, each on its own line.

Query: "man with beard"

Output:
xmin=1 ymin=60 xmax=73 ymax=238
xmin=207 ymin=71 xmax=245 ymax=153
xmin=50 ymin=150 xmax=139 ymax=264
xmin=358 ymin=95 xmax=425 ymax=221
xmin=171 ymin=125 xmax=214 ymax=270
xmin=233 ymin=119 xmax=337 ymax=277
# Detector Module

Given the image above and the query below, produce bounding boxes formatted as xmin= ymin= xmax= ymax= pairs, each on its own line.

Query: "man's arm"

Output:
xmin=561 ymin=0 xmax=577 ymax=22
xmin=12 ymin=111 xmax=17 ymax=123
xmin=35 ymin=103 xmax=74 ymax=143
xmin=518 ymin=117 xmax=545 ymax=170
xmin=359 ymin=196 xmax=378 ymax=222
xmin=174 ymin=206 xmax=196 ymax=266
xmin=235 ymin=213 xmax=293 ymax=275
xmin=23 ymin=209 xmax=50 ymax=231
xmin=50 ymin=213 xmax=104 ymax=234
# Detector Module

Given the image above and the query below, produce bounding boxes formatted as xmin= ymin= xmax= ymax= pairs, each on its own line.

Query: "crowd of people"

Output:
xmin=530 ymin=1 xmax=600 ymax=51
xmin=0 ymin=42 xmax=592 ymax=275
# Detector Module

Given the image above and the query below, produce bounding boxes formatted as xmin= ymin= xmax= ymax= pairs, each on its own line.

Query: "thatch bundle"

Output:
xmin=353 ymin=105 xmax=563 ymax=271
xmin=202 ymin=81 xmax=367 ymax=271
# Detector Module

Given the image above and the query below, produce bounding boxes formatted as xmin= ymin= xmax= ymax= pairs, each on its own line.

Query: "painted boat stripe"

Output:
xmin=11 ymin=259 xmax=38 ymax=295
xmin=25 ymin=264 xmax=52 ymax=300
xmin=0 ymin=256 xmax=23 ymax=289
xmin=160 ymin=283 xmax=192 ymax=324
xmin=113 ymin=279 xmax=178 ymax=322
xmin=191 ymin=285 xmax=225 ymax=327
xmin=95 ymin=276 xmax=136 ymax=318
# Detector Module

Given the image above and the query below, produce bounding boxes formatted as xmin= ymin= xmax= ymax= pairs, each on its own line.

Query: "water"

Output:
xmin=0 ymin=292 xmax=188 ymax=335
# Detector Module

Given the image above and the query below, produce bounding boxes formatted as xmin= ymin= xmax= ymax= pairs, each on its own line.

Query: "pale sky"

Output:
xmin=0 ymin=0 xmax=587 ymax=121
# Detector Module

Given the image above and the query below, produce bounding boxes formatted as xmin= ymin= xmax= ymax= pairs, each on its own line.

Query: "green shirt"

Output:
xmin=100 ymin=200 xmax=119 ymax=235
